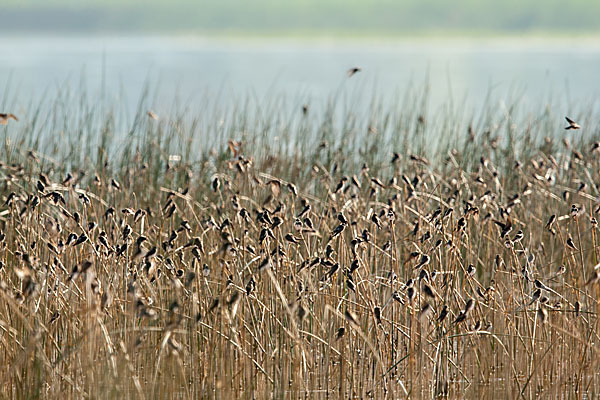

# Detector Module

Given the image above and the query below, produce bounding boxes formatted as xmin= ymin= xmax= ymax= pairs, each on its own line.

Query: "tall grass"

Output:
xmin=1 ymin=86 xmax=600 ymax=399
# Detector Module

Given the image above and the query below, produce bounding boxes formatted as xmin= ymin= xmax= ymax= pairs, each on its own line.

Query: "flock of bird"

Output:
xmin=0 ymin=70 xmax=599 ymax=397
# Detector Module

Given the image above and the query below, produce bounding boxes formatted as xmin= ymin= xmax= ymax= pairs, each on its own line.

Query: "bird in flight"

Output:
xmin=347 ymin=67 xmax=361 ymax=77
xmin=565 ymin=116 xmax=580 ymax=130
xmin=0 ymin=113 xmax=18 ymax=125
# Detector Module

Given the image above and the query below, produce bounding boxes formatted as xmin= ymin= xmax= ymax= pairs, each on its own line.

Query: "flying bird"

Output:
xmin=0 ymin=113 xmax=18 ymax=125
xmin=565 ymin=117 xmax=580 ymax=130
xmin=347 ymin=67 xmax=361 ymax=77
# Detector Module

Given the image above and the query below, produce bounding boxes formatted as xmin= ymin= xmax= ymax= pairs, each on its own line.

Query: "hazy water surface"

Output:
xmin=1 ymin=36 xmax=599 ymax=118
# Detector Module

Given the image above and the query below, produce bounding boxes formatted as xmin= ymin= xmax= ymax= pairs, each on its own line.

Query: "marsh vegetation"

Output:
xmin=1 ymin=88 xmax=600 ymax=398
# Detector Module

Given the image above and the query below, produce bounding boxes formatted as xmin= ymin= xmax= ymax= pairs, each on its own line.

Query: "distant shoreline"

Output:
xmin=3 ymin=32 xmax=600 ymax=46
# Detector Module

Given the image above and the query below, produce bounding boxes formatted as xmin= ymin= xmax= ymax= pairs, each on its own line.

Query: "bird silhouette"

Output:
xmin=565 ymin=116 xmax=580 ymax=130
xmin=347 ymin=67 xmax=361 ymax=77
xmin=0 ymin=113 xmax=18 ymax=125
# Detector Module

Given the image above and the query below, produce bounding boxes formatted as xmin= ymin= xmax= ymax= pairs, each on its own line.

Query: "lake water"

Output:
xmin=1 ymin=36 xmax=600 ymax=119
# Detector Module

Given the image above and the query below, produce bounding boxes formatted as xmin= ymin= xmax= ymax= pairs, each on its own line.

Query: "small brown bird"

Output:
xmin=147 ymin=110 xmax=159 ymax=120
xmin=0 ymin=113 xmax=18 ymax=125
xmin=565 ymin=116 xmax=580 ymax=130
xmin=347 ymin=67 xmax=361 ymax=77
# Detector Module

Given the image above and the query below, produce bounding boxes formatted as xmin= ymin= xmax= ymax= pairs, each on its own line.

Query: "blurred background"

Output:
xmin=3 ymin=0 xmax=599 ymax=35
xmin=1 ymin=0 xmax=599 ymax=119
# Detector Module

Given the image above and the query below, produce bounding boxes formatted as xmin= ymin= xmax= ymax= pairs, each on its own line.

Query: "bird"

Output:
xmin=466 ymin=264 xmax=476 ymax=277
xmin=0 ymin=113 xmax=18 ymax=125
xmin=406 ymin=287 xmax=416 ymax=303
xmin=512 ymin=230 xmax=524 ymax=243
xmin=493 ymin=218 xmax=513 ymax=238
xmin=414 ymin=254 xmax=430 ymax=270
xmin=422 ymin=284 xmax=436 ymax=299
xmin=329 ymin=223 xmax=346 ymax=241
xmin=212 ymin=177 xmax=220 ymax=192
xmin=545 ymin=215 xmax=556 ymax=230
xmin=566 ymin=237 xmax=578 ymax=251
xmin=284 ymin=233 xmax=301 ymax=245
xmin=437 ymin=305 xmax=448 ymax=323
xmin=453 ymin=298 xmax=475 ymax=324
xmin=565 ymin=116 xmax=580 ymax=130
xmin=527 ymin=289 xmax=541 ymax=306
xmin=374 ymin=306 xmax=382 ymax=324
xmin=347 ymin=67 xmax=361 ymax=77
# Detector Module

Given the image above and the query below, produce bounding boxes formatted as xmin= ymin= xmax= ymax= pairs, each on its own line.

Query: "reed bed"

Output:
xmin=1 ymin=88 xmax=600 ymax=399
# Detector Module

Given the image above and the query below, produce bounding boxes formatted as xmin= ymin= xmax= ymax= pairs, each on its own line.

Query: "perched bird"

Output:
xmin=414 ymin=254 xmax=430 ymax=269
xmin=284 ymin=233 xmax=301 ymax=245
xmin=297 ymin=204 xmax=311 ymax=219
xmin=404 ymin=286 xmax=415 ymax=303
xmin=329 ymin=223 xmax=346 ymax=241
xmin=512 ymin=230 xmax=524 ymax=243
xmin=566 ymin=237 xmax=578 ymax=251
xmin=493 ymin=218 xmax=513 ymax=238
xmin=466 ymin=264 xmax=476 ymax=277
xmin=212 ymin=177 xmax=220 ymax=192
xmin=391 ymin=291 xmax=404 ymax=304
xmin=334 ymin=177 xmax=348 ymax=193
xmin=527 ymin=289 xmax=541 ymax=306
xmin=0 ymin=113 xmax=18 ymax=125
xmin=545 ymin=215 xmax=556 ymax=230
xmin=437 ymin=305 xmax=448 ymax=323
xmin=422 ymin=284 xmax=436 ymax=299
xmin=453 ymin=298 xmax=475 ymax=324
xmin=373 ymin=306 xmax=382 ymax=324
xmin=347 ymin=67 xmax=361 ymax=77
xmin=565 ymin=116 xmax=580 ymax=130
xmin=111 ymin=179 xmax=121 ymax=191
